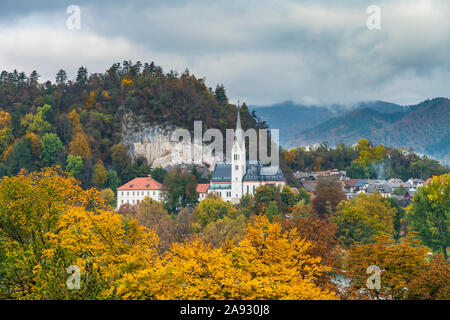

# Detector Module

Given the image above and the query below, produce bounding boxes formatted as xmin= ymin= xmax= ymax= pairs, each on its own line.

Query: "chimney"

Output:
xmin=148 ymin=174 xmax=152 ymax=179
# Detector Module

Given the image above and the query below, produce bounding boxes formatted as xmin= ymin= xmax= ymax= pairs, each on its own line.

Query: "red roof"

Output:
xmin=425 ymin=178 xmax=432 ymax=185
xmin=118 ymin=175 xmax=162 ymax=191
xmin=196 ymin=183 xmax=210 ymax=193
xmin=344 ymin=179 xmax=360 ymax=187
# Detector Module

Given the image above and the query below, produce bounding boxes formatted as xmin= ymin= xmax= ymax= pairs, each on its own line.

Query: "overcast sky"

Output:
xmin=1 ymin=0 xmax=449 ymax=106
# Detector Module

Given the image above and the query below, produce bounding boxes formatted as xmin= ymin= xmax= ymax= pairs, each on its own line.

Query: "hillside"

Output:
xmin=287 ymin=98 xmax=450 ymax=164
xmin=0 ymin=61 xmax=261 ymax=188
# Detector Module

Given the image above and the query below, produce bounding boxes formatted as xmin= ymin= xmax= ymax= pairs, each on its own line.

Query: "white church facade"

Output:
xmin=207 ymin=109 xmax=286 ymax=203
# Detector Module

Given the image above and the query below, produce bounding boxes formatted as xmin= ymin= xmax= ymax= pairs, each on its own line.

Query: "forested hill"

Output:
xmin=288 ymin=98 xmax=450 ymax=164
xmin=0 ymin=61 xmax=263 ymax=188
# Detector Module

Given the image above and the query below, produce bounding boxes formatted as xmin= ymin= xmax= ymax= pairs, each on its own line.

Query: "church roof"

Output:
xmin=211 ymin=163 xmax=232 ymax=182
xmin=211 ymin=161 xmax=285 ymax=183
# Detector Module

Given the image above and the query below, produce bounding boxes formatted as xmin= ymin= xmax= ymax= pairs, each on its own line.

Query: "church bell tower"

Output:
xmin=231 ymin=108 xmax=246 ymax=200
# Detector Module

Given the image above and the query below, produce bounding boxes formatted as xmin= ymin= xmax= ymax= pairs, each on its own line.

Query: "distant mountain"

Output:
xmin=288 ymin=98 xmax=450 ymax=164
xmin=250 ymin=102 xmax=338 ymax=146
xmin=251 ymin=100 xmax=408 ymax=146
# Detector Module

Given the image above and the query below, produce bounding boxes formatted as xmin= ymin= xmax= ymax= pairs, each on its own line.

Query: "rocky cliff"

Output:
xmin=120 ymin=110 xmax=219 ymax=171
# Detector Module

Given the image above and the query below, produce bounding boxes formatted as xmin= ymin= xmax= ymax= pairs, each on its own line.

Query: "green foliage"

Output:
xmin=66 ymin=155 xmax=83 ymax=177
xmin=393 ymin=186 xmax=406 ymax=196
xmin=193 ymin=196 xmax=237 ymax=227
xmin=382 ymin=197 xmax=405 ymax=239
xmin=347 ymin=161 xmax=373 ymax=179
xmin=265 ymin=200 xmax=280 ymax=222
xmin=296 ymin=188 xmax=311 ymax=204
xmin=151 ymin=167 xmax=167 ymax=183
xmin=162 ymin=168 xmax=198 ymax=213
xmin=332 ymin=192 xmax=397 ymax=247
xmin=283 ymin=139 xmax=448 ymax=181
xmin=40 ymin=133 xmax=63 ymax=166
xmin=6 ymin=139 xmax=35 ymax=175
xmin=280 ymin=186 xmax=297 ymax=208
xmin=407 ymin=174 xmax=449 ymax=258
xmin=106 ymin=170 xmax=120 ymax=190
xmin=20 ymin=111 xmax=51 ymax=136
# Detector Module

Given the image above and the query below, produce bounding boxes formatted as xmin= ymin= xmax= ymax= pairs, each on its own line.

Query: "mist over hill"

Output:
xmin=252 ymin=98 xmax=449 ymax=164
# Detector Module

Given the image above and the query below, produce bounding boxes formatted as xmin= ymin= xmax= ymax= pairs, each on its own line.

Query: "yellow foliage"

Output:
xmin=117 ymin=216 xmax=337 ymax=300
xmin=0 ymin=110 xmax=11 ymax=128
xmin=121 ymin=78 xmax=133 ymax=87
xmin=85 ymin=90 xmax=97 ymax=110
xmin=69 ymin=132 xmax=91 ymax=159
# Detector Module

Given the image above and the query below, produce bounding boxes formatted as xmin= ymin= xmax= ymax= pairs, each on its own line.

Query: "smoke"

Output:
xmin=372 ymin=161 xmax=386 ymax=180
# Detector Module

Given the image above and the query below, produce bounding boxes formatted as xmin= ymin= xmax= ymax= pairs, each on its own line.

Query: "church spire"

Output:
xmin=235 ymin=105 xmax=244 ymax=148
xmin=236 ymin=106 xmax=242 ymax=131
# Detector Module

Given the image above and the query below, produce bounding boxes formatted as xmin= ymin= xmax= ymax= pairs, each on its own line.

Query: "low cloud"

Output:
xmin=0 ymin=0 xmax=449 ymax=106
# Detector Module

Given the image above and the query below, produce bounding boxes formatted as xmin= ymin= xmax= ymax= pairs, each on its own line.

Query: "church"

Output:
xmin=207 ymin=109 xmax=286 ymax=203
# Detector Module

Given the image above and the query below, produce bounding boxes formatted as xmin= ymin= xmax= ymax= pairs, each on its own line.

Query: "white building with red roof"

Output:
xmin=116 ymin=174 xmax=163 ymax=210
xmin=196 ymin=183 xmax=210 ymax=201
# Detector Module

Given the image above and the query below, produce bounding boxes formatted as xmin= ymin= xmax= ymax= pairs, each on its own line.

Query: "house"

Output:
xmin=300 ymin=180 xmax=318 ymax=196
xmin=208 ymin=109 xmax=286 ymax=203
xmin=196 ymin=183 xmax=210 ymax=201
xmin=388 ymin=178 xmax=403 ymax=188
xmin=343 ymin=179 xmax=360 ymax=194
xmin=116 ymin=174 xmax=163 ymax=210
xmin=407 ymin=178 xmax=425 ymax=188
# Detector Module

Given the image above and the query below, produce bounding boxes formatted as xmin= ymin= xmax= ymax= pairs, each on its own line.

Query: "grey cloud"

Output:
xmin=0 ymin=0 xmax=449 ymax=106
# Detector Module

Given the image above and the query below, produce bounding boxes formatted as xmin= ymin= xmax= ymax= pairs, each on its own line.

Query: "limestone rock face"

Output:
xmin=120 ymin=110 xmax=219 ymax=171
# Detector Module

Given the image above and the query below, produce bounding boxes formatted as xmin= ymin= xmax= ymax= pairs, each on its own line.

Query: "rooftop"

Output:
xmin=117 ymin=175 xmax=162 ymax=191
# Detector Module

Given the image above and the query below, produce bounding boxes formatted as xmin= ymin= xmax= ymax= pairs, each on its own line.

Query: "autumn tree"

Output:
xmin=312 ymin=176 xmax=346 ymax=217
xmin=198 ymin=214 xmax=247 ymax=247
xmin=100 ymin=188 xmax=115 ymax=207
xmin=162 ymin=168 xmax=198 ymax=213
xmin=282 ymin=201 xmax=340 ymax=292
xmin=0 ymin=168 xmax=104 ymax=298
xmin=116 ymin=216 xmax=336 ymax=300
xmin=332 ymin=192 xmax=396 ymax=247
xmin=344 ymin=233 xmax=448 ymax=300
xmin=193 ymin=196 xmax=237 ymax=227
xmin=92 ymin=161 xmax=108 ymax=188
xmin=407 ymin=174 xmax=449 ymax=259
xmin=68 ymin=110 xmax=91 ymax=159
xmin=119 ymin=198 xmax=176 ymax=252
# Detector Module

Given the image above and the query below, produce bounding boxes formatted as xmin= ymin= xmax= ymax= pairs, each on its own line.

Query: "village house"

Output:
xmin=116 ymin=174 xmax=163 ymax=210
xmin=197 ymin=183 xmax=210 ymax=201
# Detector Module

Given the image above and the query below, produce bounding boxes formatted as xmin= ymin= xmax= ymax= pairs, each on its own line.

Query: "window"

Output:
xmin=235 ymin=165 xmax=238 ymax=170
xmin=247 ymin=185 xmax=249 ymax=193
